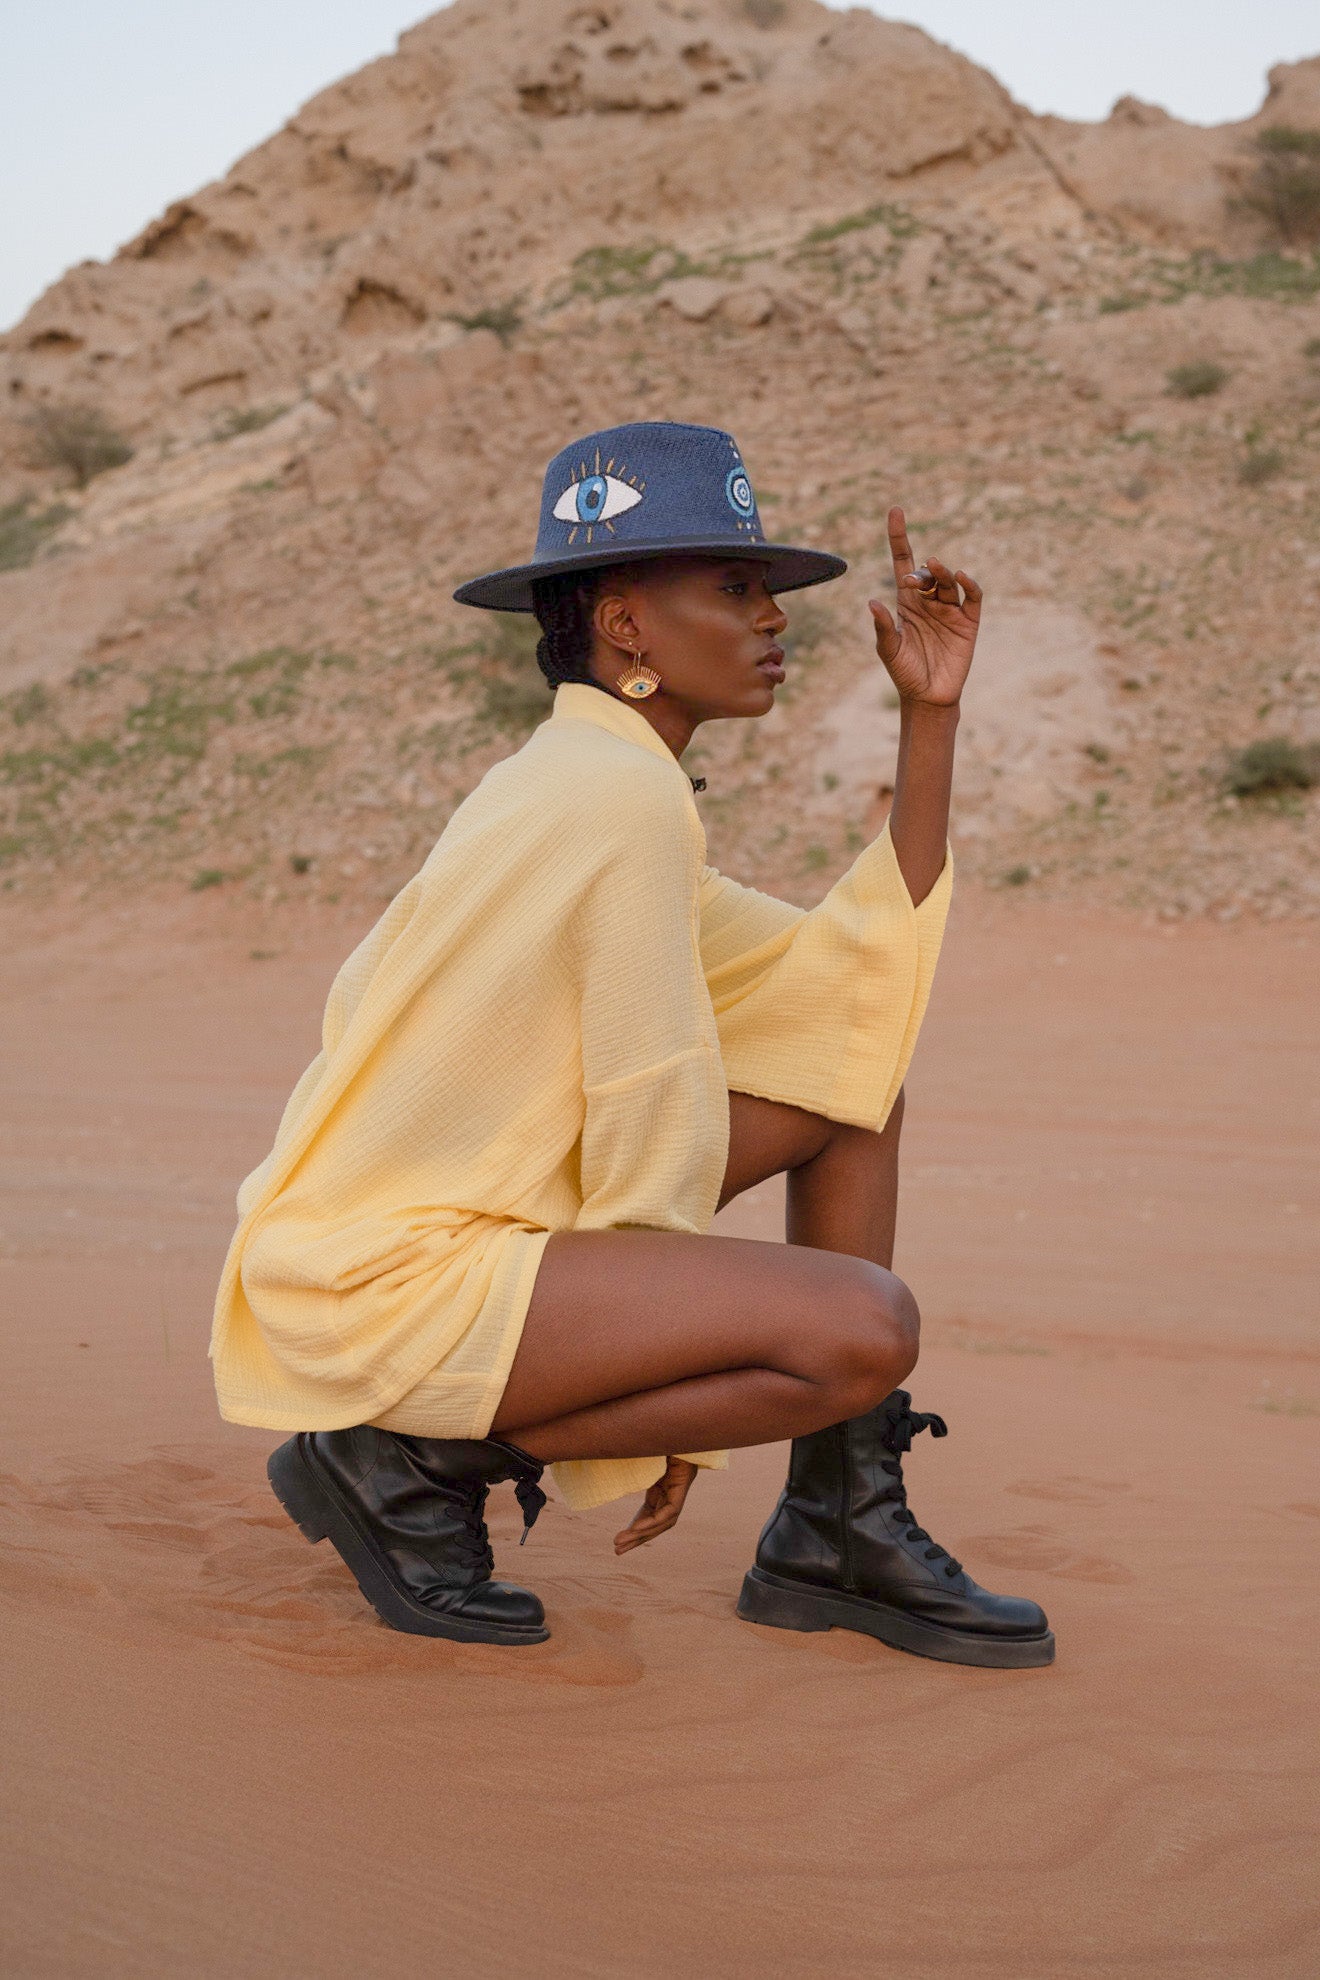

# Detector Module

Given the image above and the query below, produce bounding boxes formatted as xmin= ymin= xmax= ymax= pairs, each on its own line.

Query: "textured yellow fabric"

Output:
xmin=210 ymin=681 xmax=952 ymax=1511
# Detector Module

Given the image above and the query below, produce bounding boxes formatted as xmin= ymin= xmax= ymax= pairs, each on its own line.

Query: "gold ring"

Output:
xmin=915 ymin=568 xmax=940 ymax=595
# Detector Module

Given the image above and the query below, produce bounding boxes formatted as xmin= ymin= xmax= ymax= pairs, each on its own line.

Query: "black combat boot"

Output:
xmin=268 ymin=1426 xmax=550 ymax=1645
xmin=738 ymin=1390 xmax=1054 ymax=1668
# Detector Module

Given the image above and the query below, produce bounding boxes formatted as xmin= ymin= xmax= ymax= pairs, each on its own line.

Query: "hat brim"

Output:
xmin=453 ymin=539 xmax=847 ymax=612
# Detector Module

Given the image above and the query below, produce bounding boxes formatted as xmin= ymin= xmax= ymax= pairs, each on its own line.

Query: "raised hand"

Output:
xmin=868 ymin=506 xmax=982 ymax=709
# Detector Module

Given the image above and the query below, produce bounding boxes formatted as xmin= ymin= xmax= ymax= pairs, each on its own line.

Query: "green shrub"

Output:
xmin=446 ymin=300 xmax=523 ymax=345
xmin=1238 ymin=447 xmax=1284 ymax=485
xmin=189 ymin=868 xmax=227 ymax=891
xmin=0 ymin=496 xmax=72 ymax=571
xmin=1304 ymin=336 xmax=1320 ymax=360
xmin=1222 ymin=737 xmax=1317 ymax=796
xmin=212 ymin=404 xmax=289 ymax=441
xmin=1167 ymin=361 xmax=1229 ymax=399
xmin=22 ymin=403 xmax=134 ymax=487
xmin=1240 ymin=127 xmax=1320 ymax=246
xmin=447 ymin=614 xmax=547 ymax=740
xmin=1004 ymin=864 xmax=1032 ymax=886
xmin=744 ymin=0 xmax=785 ymax=22
xmin=799 ymin=203 xmax=918 ymax=250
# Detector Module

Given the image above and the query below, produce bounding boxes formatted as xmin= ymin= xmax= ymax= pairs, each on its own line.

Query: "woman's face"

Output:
xmin=592 ymin=557 xmax=790 ymax=723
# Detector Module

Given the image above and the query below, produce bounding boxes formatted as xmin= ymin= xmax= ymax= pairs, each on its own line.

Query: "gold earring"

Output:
xmin=618 ymin=651 xmax=661 ymax=700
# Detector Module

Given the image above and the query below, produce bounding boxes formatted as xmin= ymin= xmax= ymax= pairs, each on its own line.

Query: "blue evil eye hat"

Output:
xmin=453 ymin=420 xmax=846 ymax=611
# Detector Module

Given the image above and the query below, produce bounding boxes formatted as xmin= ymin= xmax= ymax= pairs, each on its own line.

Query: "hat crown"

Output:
xmin=536 ymin=420 xmax=765 ymax=560
xmin=452 ymin=418 xmax=846 ymax=611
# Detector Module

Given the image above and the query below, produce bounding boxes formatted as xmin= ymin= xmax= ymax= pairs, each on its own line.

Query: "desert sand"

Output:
xmin=2 ymin=886 xmax=1317 ymax=1978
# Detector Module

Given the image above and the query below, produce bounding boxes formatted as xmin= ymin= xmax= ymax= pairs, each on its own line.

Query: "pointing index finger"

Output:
xmin=887 ymin=505 xmax=915 ymax=582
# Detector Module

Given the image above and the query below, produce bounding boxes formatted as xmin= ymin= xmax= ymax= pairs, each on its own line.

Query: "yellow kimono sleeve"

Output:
xmin=700 ymin=822 xmax=952 ymax=1132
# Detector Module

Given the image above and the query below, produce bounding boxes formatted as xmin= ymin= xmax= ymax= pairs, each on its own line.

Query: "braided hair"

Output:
xmin=531 ymin=571 xmax=601 ymax=691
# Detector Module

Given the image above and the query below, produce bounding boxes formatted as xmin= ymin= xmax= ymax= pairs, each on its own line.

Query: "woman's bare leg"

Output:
xmin=492 ymin=1091 xmax=911 ymax=1463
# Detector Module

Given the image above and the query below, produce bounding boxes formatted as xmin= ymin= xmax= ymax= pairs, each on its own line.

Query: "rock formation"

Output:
xmin=2 ymin=0 xmax=1317 ymax=919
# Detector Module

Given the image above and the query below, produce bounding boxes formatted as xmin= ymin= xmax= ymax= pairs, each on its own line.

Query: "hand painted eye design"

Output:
xmin=726 ymin=467 xmax=756 ymax=520
xmin=553 ymin=470 xmax=644 ymax=532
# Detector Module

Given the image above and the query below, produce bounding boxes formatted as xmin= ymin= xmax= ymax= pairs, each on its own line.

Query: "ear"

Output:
xmin=593 ymin=588 xmax=642 ymax=655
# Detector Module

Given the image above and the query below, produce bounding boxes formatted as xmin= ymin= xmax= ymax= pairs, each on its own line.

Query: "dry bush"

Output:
xmin=1166 ymin=360 xmax=1229 ymax=399
xmin=0 ymin=496 xmax=71 ymax=571
xmin=212 ymin=403 xmax=288 ymax=441
xmin=1221 ymin=737 xmax=1317 ymax=797
xmin=22 ymin=403 xmax=133 ymax=488
xmin=1237 ymin=447 xmax=1284 ymax=485
xmin=1240 ymin=127 xmax=1320 ymax=246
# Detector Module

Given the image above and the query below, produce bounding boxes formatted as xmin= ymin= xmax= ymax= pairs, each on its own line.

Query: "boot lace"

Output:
xmin=441 ymin=1469 xmax=546 ymax=1572
xmin=514 ymin=1472 xmax=548 ymax=1546
xmin=447 ymin=1478 xmax=496 ymax=1577
xmin=877 ymin=1399 xmax=962 ymax=1578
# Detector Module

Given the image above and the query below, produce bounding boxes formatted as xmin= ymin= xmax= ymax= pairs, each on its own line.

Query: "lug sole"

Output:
xmin=267 ymin=1434 xmax=549 ymax=1646
xmin=737 ymin=1566 xmax=1055 ymax=1669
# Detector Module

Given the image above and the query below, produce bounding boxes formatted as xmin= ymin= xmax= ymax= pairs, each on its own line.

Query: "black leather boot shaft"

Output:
xmin=740 ymin=1390 xmax=1054 ymax=1668
xmin=268 ymin=1425 xmax=550 ymax=1645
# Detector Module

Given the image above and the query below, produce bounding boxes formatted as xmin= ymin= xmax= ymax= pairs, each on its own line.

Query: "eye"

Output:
xmin=725 ymin=467 xmax=757 ymax=521
xmin=721 ymin=581 xmax=749 ymax=596
xmin=553 ymin=472 xmax=644 ymax=526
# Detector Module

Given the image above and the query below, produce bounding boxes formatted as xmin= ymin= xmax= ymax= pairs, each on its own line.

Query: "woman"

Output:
xmin=211 ymin=420 xmax=1052 ymax=1668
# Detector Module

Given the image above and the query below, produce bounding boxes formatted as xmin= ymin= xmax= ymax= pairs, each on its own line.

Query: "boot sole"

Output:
xmin=737 ymin=1566 xmax=1055 ymax=1669
xmin=268 ymin=1434 xmax=550 ymax=1646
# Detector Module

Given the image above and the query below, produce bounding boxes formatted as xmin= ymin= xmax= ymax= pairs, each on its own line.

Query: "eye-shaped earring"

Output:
xmin=618 ymin=650 xmax=661 ymax=700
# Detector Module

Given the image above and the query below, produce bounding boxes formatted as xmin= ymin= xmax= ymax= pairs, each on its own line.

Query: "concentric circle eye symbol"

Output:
xmin=553 ymin=473 xmax=644 ymax=526
xmin=726 ymin=468 xmax=756 ymax=519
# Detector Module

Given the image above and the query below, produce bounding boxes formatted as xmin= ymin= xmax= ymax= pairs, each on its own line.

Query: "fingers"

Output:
xmin=888 ymin=507 xmax=982 ymax=612
xmin=897 ymin=558 xmax=983 ymax=617
xmin=868 ymin=597 xmax=901 ymax=663
xmin=614 ymin=1500 xmax=679 ymax=1553
xmin=954 ymin=569 xmax=983 ymax=622
xmin=886 ymin=506 xmax=915 ymax=581
xmin=612 ymin=1463 xmax=696 ymax=1554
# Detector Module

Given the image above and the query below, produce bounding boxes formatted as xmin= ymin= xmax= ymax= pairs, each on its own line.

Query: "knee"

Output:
xmin=817 ymin=1261 xmax=920 ymax=1416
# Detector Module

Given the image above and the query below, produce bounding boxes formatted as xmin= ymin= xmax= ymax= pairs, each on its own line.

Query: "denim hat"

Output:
xmin=453 ymin=420 xmax=846 ymax=611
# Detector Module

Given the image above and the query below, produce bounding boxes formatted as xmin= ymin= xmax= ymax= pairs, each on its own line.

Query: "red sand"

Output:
xmin=2 ymin=893 xmax=1317 ymax=1977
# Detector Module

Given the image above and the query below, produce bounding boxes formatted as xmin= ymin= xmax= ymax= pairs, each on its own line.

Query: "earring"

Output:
xmin=618 ymin=651 xmax=661 ymax=700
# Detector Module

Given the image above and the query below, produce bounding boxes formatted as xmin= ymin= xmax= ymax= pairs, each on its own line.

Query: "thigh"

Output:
xmin=491 ymin=1227 xmax=880 ymax=1433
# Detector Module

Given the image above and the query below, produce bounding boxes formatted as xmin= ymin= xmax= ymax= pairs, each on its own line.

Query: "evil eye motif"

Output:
xmin=726 ymin=466 xmax=757 ymax=520
xmin=553 ymin=472 xmax=643 ymax=527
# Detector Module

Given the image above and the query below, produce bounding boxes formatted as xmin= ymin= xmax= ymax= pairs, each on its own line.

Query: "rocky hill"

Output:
xmin=2 ymin=0 xmax=1318 ymax=920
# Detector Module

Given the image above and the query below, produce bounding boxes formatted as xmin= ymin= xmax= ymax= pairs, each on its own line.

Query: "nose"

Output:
xmin=756 ymin=589 xmax=789 ymax=636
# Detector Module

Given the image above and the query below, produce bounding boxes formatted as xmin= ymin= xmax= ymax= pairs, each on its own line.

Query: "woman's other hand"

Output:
xmin=868 ymin=506 xmax=982 ymax=709
xmin=613 ymin=1457 xmax=698 ymax=1554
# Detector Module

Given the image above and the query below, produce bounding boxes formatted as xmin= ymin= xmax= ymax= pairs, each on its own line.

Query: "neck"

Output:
xmin=588 ymin=675 xmax=697 ymax=758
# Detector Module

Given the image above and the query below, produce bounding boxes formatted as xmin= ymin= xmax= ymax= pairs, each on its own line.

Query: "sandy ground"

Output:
xmin=1 ymin=888 xmax=1317 ymax=1979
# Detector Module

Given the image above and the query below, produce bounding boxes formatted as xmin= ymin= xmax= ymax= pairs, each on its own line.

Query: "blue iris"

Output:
xmin=726 ymin=467 xmax=756 ymax=519
xmin=575 ymin=475 xmax=609 ymax=523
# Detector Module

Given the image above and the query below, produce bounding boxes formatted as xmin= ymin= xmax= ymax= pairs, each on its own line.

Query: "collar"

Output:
xmin=549 ymin=680 xmax=685 ymax=773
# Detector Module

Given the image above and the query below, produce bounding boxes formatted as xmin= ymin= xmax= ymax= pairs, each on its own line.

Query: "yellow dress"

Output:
xmin=210 ymin=681 xmax=952 ymax=1510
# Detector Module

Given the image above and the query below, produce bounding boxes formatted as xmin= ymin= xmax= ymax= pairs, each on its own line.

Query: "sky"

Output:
xmin=3 ymin=0 xmax=1318 ymax=331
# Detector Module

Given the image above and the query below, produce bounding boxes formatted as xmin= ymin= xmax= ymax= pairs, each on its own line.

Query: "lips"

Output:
xmin=757 ymin=646 xmax=786 ymax=684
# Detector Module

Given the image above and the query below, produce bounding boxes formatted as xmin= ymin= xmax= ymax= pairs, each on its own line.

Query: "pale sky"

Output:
xmin=3 ymin=0 xmax=1318 ymax=331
